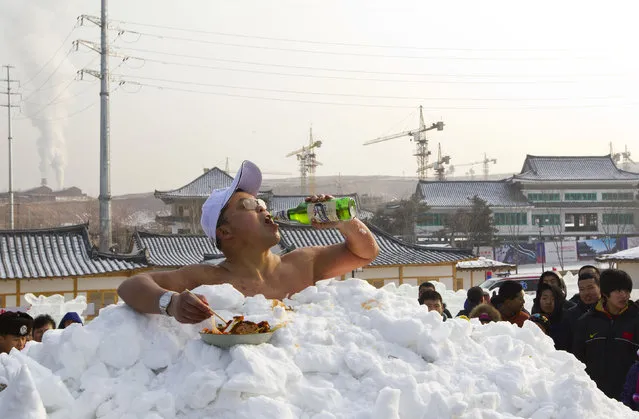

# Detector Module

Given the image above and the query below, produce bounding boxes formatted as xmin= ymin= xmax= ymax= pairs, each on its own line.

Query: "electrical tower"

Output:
xmin=75 ymin=1 xmax=112 ymax=251
xmin=1 ymin=65 xmax=20 ymax=229
xmin=286 ymin=127 xmax=322 ymax=195
xmin=363 ymin=106 xmax=444 ymax=180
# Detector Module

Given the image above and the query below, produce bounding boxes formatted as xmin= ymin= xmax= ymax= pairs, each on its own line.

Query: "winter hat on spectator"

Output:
xmin=0 ymin=311 xmax=33 ymax=336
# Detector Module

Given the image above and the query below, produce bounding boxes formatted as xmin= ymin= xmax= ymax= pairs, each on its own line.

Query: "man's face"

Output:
xmin=0 ymin=334 xmax=26 ymax=354
xmin=607 ymin=289 xmax=630 ymax=312
xmin=423 ymin=299 xmax=443 ymax=315
xmin=218 ymin=192 xmax=280 ymax=247
xmin=578 ymin=279 xmax=601 ymax=305
xmin=504 ymin=290 xmax=525 ymax=313
xmin=33 ymin=323 xmax=53 ymax=342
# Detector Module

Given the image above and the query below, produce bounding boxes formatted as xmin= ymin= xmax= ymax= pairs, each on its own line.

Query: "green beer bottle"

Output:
xmin=273 ymin=197 xmax=357 ymax=224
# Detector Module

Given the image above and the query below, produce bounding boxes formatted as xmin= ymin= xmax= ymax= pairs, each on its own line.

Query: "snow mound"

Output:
xmin=1 ymin=279 xmax=637 ymax=418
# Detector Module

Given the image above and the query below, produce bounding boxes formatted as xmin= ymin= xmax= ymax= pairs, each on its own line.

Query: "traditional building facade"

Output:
xmin=0 ymin=224 xmax=148 ymax=314
xmin=416 ymin=155 xmax=639 ymax=243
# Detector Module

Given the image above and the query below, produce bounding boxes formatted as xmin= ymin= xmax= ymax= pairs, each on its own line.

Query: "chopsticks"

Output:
xmin=184 ymin=289 xmax=228 ymax=324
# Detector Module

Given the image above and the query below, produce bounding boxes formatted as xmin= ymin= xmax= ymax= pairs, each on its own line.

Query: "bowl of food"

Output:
xmin=200 ymin=316 xmax=279 ymax=348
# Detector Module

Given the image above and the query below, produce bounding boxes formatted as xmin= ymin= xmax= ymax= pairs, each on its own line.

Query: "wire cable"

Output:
xmin=114 ymin=74 xmax=626 ymax=102
xmin=20 ymin=27 xmax=76 ymax=88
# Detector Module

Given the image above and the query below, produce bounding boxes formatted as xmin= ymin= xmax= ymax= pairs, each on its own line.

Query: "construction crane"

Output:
xmin=610 ymin=143 xmax=635 ymax=171
xmin=446 ymin=153 xmax=497 ymax=180
xmin=286 ymin=127 xmax=322 ymax=195
xmin=363 ymin=106 xmax=444 ymax=180
xmin=426 ymin=143 xmax=451 ymax=181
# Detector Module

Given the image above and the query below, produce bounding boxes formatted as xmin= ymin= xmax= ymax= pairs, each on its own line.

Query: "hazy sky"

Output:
xmin=1 ymin=0 xmax=638 ymax=196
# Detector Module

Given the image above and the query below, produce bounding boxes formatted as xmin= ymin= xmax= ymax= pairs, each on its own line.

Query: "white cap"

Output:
xmin=200 ymin=160 xmax=262 ymax=239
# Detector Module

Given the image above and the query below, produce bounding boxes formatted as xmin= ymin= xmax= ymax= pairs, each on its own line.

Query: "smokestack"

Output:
xmin=40 ymin=178 xmax=47 ymax=187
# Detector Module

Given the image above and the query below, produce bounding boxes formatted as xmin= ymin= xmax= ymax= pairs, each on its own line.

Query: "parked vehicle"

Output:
xmin=479 ymin=274 xmax=539 ymax=295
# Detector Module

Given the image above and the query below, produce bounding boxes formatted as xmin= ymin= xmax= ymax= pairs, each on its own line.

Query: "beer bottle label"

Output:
xmin=307 ymin=201 xmax=339 ymax=223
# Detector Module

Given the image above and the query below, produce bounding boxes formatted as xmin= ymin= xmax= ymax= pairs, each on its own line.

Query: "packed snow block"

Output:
xmin=0 ymin=362 xmax=47 ymax=419
xmin=192 ymin=283 xmax=244 ymax=310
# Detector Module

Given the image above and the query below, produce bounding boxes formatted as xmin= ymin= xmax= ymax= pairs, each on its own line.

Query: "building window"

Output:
xmin=177 ymin=206 xmax=184 ymax=216
xmin=602 ymin=213 xmax=634 ymax=225
xmin=564 ymin=192 xmax=597 ymax=201
xmin=532 ymin=214 xmax=561 ymax=225
xmin=565 ymin=213 xmax=598 ymax=232
xmin=420 ymin=213 xmax=446 ymax=226
xmin=528 ymin=193 xmax=560 ymax=202
xmin=494 ymin=212 xmax=527 ymax=226
xmin=602 ymin=192 xmax=634 ymax=201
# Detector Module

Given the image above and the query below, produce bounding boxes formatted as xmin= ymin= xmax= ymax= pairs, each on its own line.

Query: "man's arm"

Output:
xmin=117 ymin=264 xmax=218 ymax=323
xmin=309 ymin=218 xmax=380 ymax=281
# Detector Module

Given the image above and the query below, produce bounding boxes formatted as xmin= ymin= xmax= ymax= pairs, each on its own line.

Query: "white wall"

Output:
xmin=618 ymin=262 xmax=639 ymax=288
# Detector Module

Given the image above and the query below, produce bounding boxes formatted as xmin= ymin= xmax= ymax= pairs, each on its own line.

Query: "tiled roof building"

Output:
xmin=0 ymin=224 xmax=145 ymax=279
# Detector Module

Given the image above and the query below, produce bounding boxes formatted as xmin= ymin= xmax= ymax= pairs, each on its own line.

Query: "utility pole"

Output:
xmin=77 ymin=2 xmax=112 ymax=251
xmin=99 ymin=0 xmax=112 ymax=252
xmin=1 ymin=65 xmax=20 ymax=229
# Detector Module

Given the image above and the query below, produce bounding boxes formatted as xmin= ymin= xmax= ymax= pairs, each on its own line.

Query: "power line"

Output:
xmin=115 ymin=46 xmax=630 ymax=79
xmin=116 ymin=74 xmax=626 ymax=102
xmin=20 ymin=27 xmax=76 ymax=88
xmin=111 ymin=28 xmax=596 ymax=61
xmin=120 ymin=55 xmax=584 ymax=85
xmin=109 ymin=19 xmax=583 ymax=53
xmin=21 ymin=50 xmax=73 ymax=103
xmin=117 ymin=79 xmax=639 ymax=110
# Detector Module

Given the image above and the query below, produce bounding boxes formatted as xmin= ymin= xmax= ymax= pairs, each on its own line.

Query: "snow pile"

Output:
xmin=597 ymin=246 xmax=639 ymax=261
xmin=1 ymin=279 xmax=637 ymax=418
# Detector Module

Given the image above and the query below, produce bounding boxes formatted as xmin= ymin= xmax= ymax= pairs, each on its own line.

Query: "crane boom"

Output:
xmin=286 ymin=140 xmax=322 ymax=157
xmin=363 ymin=122 xmax=443 ymax=146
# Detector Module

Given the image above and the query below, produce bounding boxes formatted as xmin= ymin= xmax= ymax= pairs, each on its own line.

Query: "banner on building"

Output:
xmin=627 ymin=237 xmax=639 ymax=250
xmin=576 ymin=238 xmax=619 ymax=260
xmin=495 ymin=243 xmax=537 ymax=265
xmin=544 ymin=241 xmax=578 ymax=266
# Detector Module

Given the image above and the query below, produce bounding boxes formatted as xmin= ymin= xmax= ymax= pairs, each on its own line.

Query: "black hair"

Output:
xmin=33 ymin=314 xmax=56 ymax=331
xmin=418 ymin=289 xmax=443 ymax=305
xmin=538 ymin=271 xmax=567 ymax=296
xmin=214 ymin=188 xmax=247 ymax=250
xmin=578 ymin=271 xmax=600 ymax=286
xmin=578 ymin=265 xmax=600 ymax=277
xmin=419 ymin=282 xmax=436 ymax=292
xmin=600 ymin=269 xmax=633 ymax=297
xmin=491 ymin=281 xmax=524 ymax=307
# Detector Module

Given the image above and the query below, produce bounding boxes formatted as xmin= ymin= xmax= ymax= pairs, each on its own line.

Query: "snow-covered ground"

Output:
xmin=2 ymin=279 xmax=638 ymax=418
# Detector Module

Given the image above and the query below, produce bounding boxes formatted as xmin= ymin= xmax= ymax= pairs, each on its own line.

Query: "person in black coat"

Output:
xmin=532 ymin=283 xmax=565 ymax=348
xmin=573 ymin=269 xmax=639 ymax=400
xmin=556 ymin=272 xmax=601 ymax=352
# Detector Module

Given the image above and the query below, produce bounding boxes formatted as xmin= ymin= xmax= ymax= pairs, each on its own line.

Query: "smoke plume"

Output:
xmin=3 ymin=2 xmax=80 ymax=191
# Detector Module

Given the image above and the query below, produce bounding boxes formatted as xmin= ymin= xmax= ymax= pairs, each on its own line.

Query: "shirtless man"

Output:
xmin=118 ymin=160 xmax=379 ymax=324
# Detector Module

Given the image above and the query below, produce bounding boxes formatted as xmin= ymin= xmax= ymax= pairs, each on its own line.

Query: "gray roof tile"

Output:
xmin=515 ymin=155 xmax=639 ymax=181
xmin=416 ymin=181 xmax=530 ymax=208
xmin=0 ymin=225 xmax=146 ymax=279
xmin=278 ymin=223 xmax=472 ymax=266
xmin=133 ymin=232 xmax=221 ymax=267
xmin=154 ymin=167 xmax=233 ymax=201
